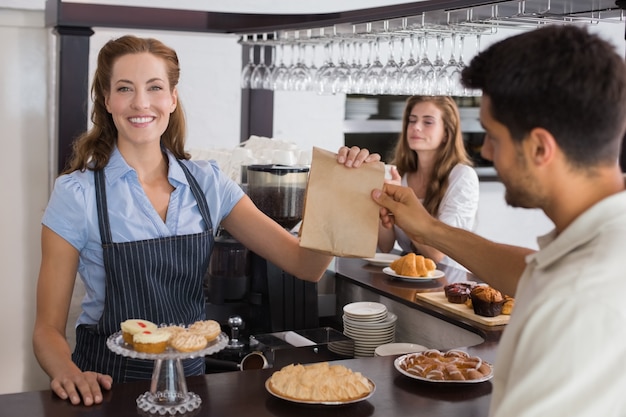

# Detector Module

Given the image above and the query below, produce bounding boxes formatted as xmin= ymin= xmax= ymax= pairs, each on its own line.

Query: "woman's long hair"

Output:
xmin=62 ymin=35 xmax=188 ymax=174
xmin=391 ymin=96 xmax=472 ymax=217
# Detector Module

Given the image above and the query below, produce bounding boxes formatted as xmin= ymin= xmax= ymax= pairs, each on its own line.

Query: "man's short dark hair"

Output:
xmin=461 ymin=24 xmax=626 ymax=168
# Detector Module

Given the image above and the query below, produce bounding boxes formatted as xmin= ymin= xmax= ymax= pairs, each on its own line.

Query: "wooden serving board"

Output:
xmin=415 ymin=292 xmax=509 ymax=326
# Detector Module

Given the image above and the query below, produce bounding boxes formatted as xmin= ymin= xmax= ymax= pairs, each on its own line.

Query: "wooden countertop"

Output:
xmin=334 ymin=257 xmax=505 ymax=362
xmin=0 ymin=355 xmax=491 ymax=417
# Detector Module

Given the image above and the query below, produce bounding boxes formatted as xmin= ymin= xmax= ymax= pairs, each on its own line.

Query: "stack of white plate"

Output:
xmin=341 ymin=302 xmax=397 ymax=357
xmin=345 ymin=97 xmax=379 ymax=120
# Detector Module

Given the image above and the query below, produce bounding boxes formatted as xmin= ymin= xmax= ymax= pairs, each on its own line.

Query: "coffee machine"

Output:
xmin=205 ymin=164 xmax=318 ymax=340
xmin=204 ymin=227 xmax=251 ymax=325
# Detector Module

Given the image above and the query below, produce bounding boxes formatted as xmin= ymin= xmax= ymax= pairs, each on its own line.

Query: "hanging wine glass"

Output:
xmin=240 ymin=34 xmax=256 ymax=89
xmin=262 ymin=42 xmax=277 ymax=90
xmin=456 ymin=33 xmax=470 ymax=96
xmin=426 ymin=34 xmax=447 ymax=95
xmin=304 ymin=30 xmax=318 ymax=92
xmin=441 ymin=33 xmax=461 ymax=95
xmin=352 ymin=40 xmax=371 ymax=94
xmin=332 ymin=39 xmax=352 ymax=94
xmin=270 ymin=40 xmax=290 ymax=91
xmin=250 ymin=42 xmax=269 ymax=90
xmin=399 ymin=33 xmax=418 ymax=95
xmin=363 ymin=37 xmax=385 ymax=95
xmin=316 ymin=40 xmax=336 ymax=94
xmin=415 ymin=33 xmax=434 ymax=95
xmin=347 ymin=40 xmax=362 ymax=94
xmin=381 ymin=36 xmax=401 ymax=95
xmin=287 ymin=33 xmax=312 ymax=91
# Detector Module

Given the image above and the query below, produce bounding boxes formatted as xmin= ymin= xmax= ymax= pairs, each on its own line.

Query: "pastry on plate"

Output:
xmin=399 ymin=349 xmax=492 ymax=381
xmin=169 ymin=331 xmax=208 ymax=352
xmin=390 ymin=253 xmax=436 ymax=277
xmin=268 ymin=362 xmax=372 ymax=402
xmin=120 ymin=319 xmax=158 ymax=344
xmin=188 ymin=319 xmax=221 ymax=342
xmin=133 ymin=328 xmax=172 ymax=354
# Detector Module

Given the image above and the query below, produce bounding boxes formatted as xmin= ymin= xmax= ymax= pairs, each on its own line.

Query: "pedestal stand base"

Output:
xmin=106 ymin=331 xmax=228 ymax=415
xmin=136 ymin=391 xmax=202 ymax=415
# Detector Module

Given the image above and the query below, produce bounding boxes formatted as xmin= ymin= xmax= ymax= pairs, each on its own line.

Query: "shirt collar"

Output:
xmin=104 ymin=146 xmax=189 ymax=188
xmin=526 ymin=190 xmax=626 ymax=269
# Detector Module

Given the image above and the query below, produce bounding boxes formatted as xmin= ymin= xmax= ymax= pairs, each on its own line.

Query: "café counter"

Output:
xmin=0 ymin=354 xmax=492 ymax=417
xmin=0 ymin=258 xmax=503 ymax=416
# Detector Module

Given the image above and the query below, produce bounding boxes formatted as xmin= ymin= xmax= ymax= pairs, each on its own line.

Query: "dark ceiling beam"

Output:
xmin=45 ymin=0 xmax=517 ymax=34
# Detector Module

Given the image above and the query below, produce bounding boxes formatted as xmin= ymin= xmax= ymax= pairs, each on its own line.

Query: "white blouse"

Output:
xmin=393 ymin=164 xmax=479 ymax=269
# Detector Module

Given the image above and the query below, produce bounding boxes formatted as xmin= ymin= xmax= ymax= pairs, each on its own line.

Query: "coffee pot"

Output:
xmin=205 ymin=227 xmax=250 ymax=305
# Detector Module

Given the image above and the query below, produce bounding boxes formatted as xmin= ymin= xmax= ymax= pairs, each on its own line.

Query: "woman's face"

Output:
xmin=105 ymin=52 xmax=177 ymax=147
xmin=405 ymin=101 xmax=447 ymax=155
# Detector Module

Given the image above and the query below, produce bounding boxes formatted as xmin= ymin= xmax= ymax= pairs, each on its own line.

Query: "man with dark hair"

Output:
xmin=372 ymin=24 xmax=626 ymax=416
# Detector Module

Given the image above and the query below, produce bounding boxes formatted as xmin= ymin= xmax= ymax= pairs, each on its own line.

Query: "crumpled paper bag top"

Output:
xmin=299 ymin=147 xmax=385 ymax=258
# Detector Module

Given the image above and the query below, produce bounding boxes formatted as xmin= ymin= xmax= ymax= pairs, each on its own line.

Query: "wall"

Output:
xmin=1 ymin=0 xmax=625 ymax=395
xmin=0 ymin=4 xmax=51 ymax=393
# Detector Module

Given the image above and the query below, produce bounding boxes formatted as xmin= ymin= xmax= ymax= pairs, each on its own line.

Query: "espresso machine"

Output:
xmin=204 ymin=164 xmax=357 ymax=369
xmin=204 ymin=165 xmax=318 ymax=343
xmin=245 ymin=165 xmax=319 ymax=334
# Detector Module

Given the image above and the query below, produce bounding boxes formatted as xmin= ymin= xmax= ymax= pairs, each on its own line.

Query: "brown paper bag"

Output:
xmin=299 ymin=147 xmax=385 ymax=258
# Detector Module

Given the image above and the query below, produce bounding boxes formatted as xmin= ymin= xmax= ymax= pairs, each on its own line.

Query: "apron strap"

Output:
xmin=94 ymin=169 xmax=113 ymax=245
xmin=176 ymin=160 xmax=213 ymax=231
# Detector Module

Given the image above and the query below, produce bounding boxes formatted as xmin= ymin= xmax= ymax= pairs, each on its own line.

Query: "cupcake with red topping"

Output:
xmin=120 ymin=319 xmax=158 ymax=344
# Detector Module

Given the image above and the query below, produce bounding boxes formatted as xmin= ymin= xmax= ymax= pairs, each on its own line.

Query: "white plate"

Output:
xmin=383 ymin=267 xmax=444 ymax=281
xmin=343 ymin=302 xmax=387 ymax=317
xmin=343 ymin=312 xmax=388 ymax=322
xmin=343 ymin=313 xmax=397 ymax=329
xmin=394 ymin=352 xmax=493 ymax=384
xmin=343 ymin=324 xmax=396 ymax=334
xmin=363 ymin=253 xmax=401 ymax=267
xmin=265 ymin=377 xmax=375 ymax=405
xmin=374 ymin=343 xmax=428 ymax=356
xmin=346 ymin=336 xmax=396 ymax=345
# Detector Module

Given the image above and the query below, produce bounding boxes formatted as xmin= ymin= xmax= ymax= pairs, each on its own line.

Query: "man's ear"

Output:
xmin=527 ymin=127 xmax=557 ymax=167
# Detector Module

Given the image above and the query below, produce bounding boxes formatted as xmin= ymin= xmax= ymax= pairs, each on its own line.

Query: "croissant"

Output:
xmin=390 ymin=253 xmax=436 ymax=277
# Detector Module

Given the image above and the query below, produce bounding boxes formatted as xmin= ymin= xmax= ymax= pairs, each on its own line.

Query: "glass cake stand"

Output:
xmin=107 ymin=331 xmax=228 ymax=415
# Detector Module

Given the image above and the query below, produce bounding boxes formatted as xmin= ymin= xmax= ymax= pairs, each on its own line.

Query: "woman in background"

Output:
xmin=379 ymin=95 xmax=479 ymax=268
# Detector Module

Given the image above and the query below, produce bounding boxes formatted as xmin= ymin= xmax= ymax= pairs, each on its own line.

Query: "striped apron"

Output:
xmin=72 ymin=160 xmax=214 ymax=383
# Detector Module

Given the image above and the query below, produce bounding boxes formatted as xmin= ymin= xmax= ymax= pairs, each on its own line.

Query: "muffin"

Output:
xmin=444 ymin=282 xmax=476 ymax=304
xmin=501 ymin=295 xmax=515 ymax=315
xmin=470 ymin=286 xmax=504 ymax=317
xmin=133 ymin=328 xmax=172 ymax=354
xmin=120 ymin=319 xmax=158 ymax=344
